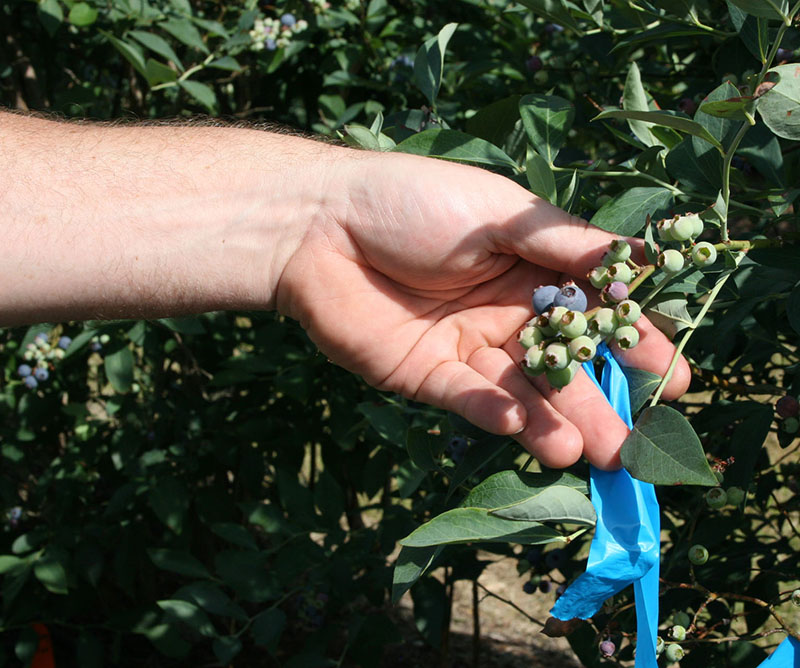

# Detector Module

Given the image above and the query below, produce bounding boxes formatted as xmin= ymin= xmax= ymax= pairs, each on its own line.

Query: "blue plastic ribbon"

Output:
xmin=757 ymin=637 xmax=800 ymax=666
xmin=550 ymin=343 xmax=660 ymax=668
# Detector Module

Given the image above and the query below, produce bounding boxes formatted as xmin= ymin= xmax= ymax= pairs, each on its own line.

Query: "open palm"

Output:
xmin=278 ymin=152 xmax=690 ymax=470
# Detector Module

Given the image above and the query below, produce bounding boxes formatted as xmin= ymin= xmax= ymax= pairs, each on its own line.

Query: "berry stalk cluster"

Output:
xmin=519 ymin=239 xmax=642 ymax=389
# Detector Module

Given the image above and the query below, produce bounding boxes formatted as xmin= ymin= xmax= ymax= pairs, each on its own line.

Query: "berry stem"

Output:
xmin=649 ymin=271 xmax=733 ymax=407
xmin=713 ymin=237 xmax=783 ymax=252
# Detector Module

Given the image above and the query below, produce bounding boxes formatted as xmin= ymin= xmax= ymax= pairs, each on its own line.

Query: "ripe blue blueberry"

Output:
xmin=57 ymin=336 xmax=72 ymax=350
xmin=17 ymin=364 xmax=32 ymax=378
xmin=280 ymin=12 xmax=296 ymax=26
xmin=525 ymin=547 xmax=542 ymax=564
xmin=544 ymin=548 xmax=566 ymax=570
xmin=90 ymin=341 xmax=103 ymax=352
xmin=532 ymin=285 xmax=560 ymax=315
xmin=34 ymin=367 xmax=49 ymax=382
xmin=265 ymin=38 xmax=277 ymax=50
xmin=777 ymin=47 xmax=794 ymax=62
xmin=526 ymin=55 xmax=543 ymax=72
xmin=599 ymin=640 xmax=615 ymax=657
xmin=34 ymin=332 xmax=48 ymax=343
xmin=553 ymin=282 xmax=587 ymax=312
xmin=23 ymin=376 xmax=38 ymax=390
xmin=522 ymin=580 xmax=537 ymax=594
xmin=538 ymin=579 xmax=552 ymax=594
xmin=776 ymin=395 xmax=799 ymax=418
xmin=678 ymin=98 xmax=697 ymax=115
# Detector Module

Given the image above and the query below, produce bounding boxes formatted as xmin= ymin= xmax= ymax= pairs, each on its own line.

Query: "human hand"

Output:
xmin=277 ymin=151 xmax=691 ymax=470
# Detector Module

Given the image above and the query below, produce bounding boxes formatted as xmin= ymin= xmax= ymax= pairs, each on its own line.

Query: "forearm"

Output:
xmin=0 ymin=112 xmax=350 ymax=326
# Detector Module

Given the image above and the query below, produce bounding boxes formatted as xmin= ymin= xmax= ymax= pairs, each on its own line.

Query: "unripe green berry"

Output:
xmin=688 ymin=544 xmax=708 ymax=565
xmin=691 ymin=214 xmax=704 ymax=238
xmin=608 ymin=239 xmax=631 ymax=262
xmin=588 ymin=266 xmax=610 ymax=288
xmin=534 ymin=70 xmax=549 ymax=85
xmin=589 ymin=308 xmax=618 ymax=338
xmin=546 ymin=361 xmax=579 ymax=390
xmin=665 ymin=643 xmax=685 ymax=662
xmin=544 ymin=342 xmax=570 ymax=370
xmin=792 ymin=589 xmax=800 ymax=606
xmin=672 ymin=612 xmax=691 ymax=628
xmin=516 ymin=558 xmax=531 ymax=573
xmin=656 ymin=636 xmax=665 ymax=656
xmin=524 ymin=345 xmax=547 ymax=376
xmin=569 ymin=336 xmax=596 ymax=362
xmin=670 ymin=625 xmax=687 ymax=641
xmin=539 ymin=306 xmax=568 ymax=336
xmin=726 ymin=486 xmax=745 ymax=506
xmin=657 ymin=219 xmax=676 ymax=241
xmin=615 ymin=300 xmax=641 ymax=325
xmin=518 ymin=325 xmax=543 ymax=349
xmin=691 ymin=242 xmax=717 ymax=267
xmin=783 ymin=417 xmax=799 ymax=434
xmin=607 ymin=262 xmax=633 ymax=284
xmin=614 ymin=325 xmax=640 ymax=350
xmin=670 ymin=215 xmax=696 ymax=241
xmin=658 ymin=249 xmax=685 ymax=275
xmin=705 ymin=486 xmax=727 ymax=509
xmin=559 ymin=310 xmax=587 ymax=339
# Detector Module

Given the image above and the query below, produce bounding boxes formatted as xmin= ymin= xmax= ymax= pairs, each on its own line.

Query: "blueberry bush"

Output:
xmin=2 ymin=0 xmax=800 ymax=666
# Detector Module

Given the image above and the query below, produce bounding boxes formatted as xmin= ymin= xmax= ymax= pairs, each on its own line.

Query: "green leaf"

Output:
xmin=148 ymin=477 xmax=189 ymax=534
xmin=34 ymin=550 xmax=69 ymax=594
xmin=620 ymin=405 xmax=718 ymax=486
xmin=399 ymin=508 xmax=564 ymax=547
xmin=645 ymin=297 xmax=693 ymax=338
xmin=208 ymin=56 xmax=241 ymax=71
xmin=465 ymin=95 xmax=522 ymax=149
xmin=129 ymin=30 xmax=185 ymax=71
xmin=515 ymin=0 xmax=583 ymax=33
xmin=589 ymin=187 xmax=674 ymax=236
xmin=104 ymin=345 xmax=134 ymax=393
xmin=413 ymin=22 xmax=458 ymax=106
xmin=727 ymin=0 xmax=788 ymax=19
xmin=175 ymin=581 xmax=248 ymax=621
xmin=406 ymin=428 xmax=442 ymax=471
xmin=391 ymin=545 xmax=442 ymax=603
xmin=446 ymin=435 xmax=509 ymax=501
xmin=357 ymin=402 xmax=407 ymax=446
xmin=759 ymin=64 xmax=800 ymax=140
xmin=179 ymin=80 xmax=217 ymax=111
xmin=593 ymin=109 xmax=722 ymax=150
xmin=526 ymin=149 xmax=557 ymax=204
xmin=393 ymin=129 xmax=517 ymax=170
xmin=623 ymin=62 xmax=659 ymax=147
xmin=787 ymin=282 xmax=800 ymax=335
xmin=519 ymin=94 xmax=574 ymax=164
xmin=148 ymin=548 xmax=211 ymax=579
xmin=461 ymin=470 xmax=588 ymax=508
xmin=558 ymin=169 xmax=579 ymax=212
xmin=490 ymin=485 xmax=596 ymax=526
xmin=621 ymin=367 xmax=662 ymax=414
xmin=726 ymin=404 xmax=773 ymax=488
xmin=214 ymin=550 xmax=277 ymax=602
xmin=213 ymin=637 xmax=242 ymax=664
xmin=343 ymin=123 xmax=382 ymax=151
xmin=145 ymin=59 xmax=178 ymax=86
xmin=157 ymin=600 xmax=216 ymax=637
xmin=68 ymin=2 xmax=97 ymax=26
xmin=699 ymin=97 xmax=756 ymax=121
xmin=159 ymin=18 xmax=209 ymax=53
xmin=210 ymin=523 xmax=258 ymax=550
xmin=251 ymin=608 xmax=286 ymax=647
xmin=694 ymin=82 xmax=743 ymax=150
xmin=100 ymin=32 xmax=147 ymax=78
xmin=37 ymin=0 xmax=63 ymax=35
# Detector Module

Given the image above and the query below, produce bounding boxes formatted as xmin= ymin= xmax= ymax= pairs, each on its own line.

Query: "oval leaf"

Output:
xmin=399 ymin=507 xmax=564 ymax=547
xmin=593 ymin=109 xmax=722 ymax=150
xmin=620 ymin=405 xmax=718 ymax=486
xmin=393 ymin=129 xmax=517 ymax=169
xmin=489 ymin=485 xmax=596 ymax=526
xmin=590 ymin=187 xmax=673 ymax=236
xmin=519 ymin=94 xmax=574 ymax=164
xmin=104 ymin=345 xmax=134 ymax=393
xmin=759 ymin=64 xmax=800 ymax=140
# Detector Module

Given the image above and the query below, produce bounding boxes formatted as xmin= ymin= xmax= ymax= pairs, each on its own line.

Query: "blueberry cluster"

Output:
xmin=17 ymin=332 xmax=71 ymax=389
xmin=249 ymin=13 xmax=308 ymax=52
xmin=518 ymin=546 xmax=569 ymax=596
xmin=520 ymin=240 xmax=643 ymax=390
xmin=656 ymin=213 xmax=717 ymax=272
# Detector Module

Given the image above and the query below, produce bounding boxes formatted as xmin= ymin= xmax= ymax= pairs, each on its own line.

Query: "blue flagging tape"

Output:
xmin=550 ymin=343 xmax=660 ymax=668
xmin=549 ymin=343 xmax=797 ymax=667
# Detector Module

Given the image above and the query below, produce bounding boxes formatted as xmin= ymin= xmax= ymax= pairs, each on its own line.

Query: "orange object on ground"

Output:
xmin=30 ymin=623 xmax=55 ymax=668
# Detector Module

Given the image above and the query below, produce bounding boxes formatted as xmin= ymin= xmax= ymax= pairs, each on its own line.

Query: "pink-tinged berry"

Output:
xmin=776 ymin=395 xmax=799 ymax=418
xmin=599 ymin=640 xmax=615 ymax=657
xmin=601 ymin=281 xmax=628 ymax=304
xmin=526 ymin=55 xmax=543 ymax=72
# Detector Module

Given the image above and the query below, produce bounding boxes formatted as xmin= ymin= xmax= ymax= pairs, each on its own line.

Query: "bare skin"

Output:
xmin=0 ymin=111 xmax=690 ymax=470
